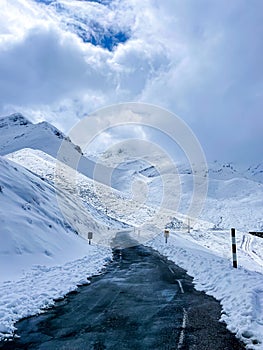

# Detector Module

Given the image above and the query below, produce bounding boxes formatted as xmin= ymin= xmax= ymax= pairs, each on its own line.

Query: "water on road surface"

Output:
xmin=0 ymin=233 xmax=245 ymax=349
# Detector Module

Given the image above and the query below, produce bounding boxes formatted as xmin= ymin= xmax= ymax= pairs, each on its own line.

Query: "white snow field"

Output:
xmin=0 ymin=156 xmax=113 ymax=339
xmin=1 ymin=114 xmax=263 ymax=348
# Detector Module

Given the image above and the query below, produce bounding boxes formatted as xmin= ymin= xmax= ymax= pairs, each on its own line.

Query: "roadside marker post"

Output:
xmin=164 ymin=229 xmax=169 ymax=244
xmin=88 ymin=231 xmax=93 ymax=245
xmin=231 ymin=228 xmax=238 ymax=268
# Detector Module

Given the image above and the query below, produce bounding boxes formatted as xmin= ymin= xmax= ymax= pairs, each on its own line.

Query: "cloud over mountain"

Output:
xmin=0 ymin=0 xmax=262 ymax=162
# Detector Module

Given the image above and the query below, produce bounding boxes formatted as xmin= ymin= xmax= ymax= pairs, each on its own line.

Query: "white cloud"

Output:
xmin=0 ymin=0 xmax=262 ymax=162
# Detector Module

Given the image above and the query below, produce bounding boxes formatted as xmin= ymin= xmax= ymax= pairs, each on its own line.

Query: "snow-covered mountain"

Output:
xmin=99 ymin=146 xmax=263 ymax=184
xmin=0 ymin=113 xmax=82 ymax=157
xmin=0 ymin=113 xmax=263 ymax=348
xmin=208 ymin=160 xmax=263 ymax=184
xmin=92 ymin=145 xmax=263 ymax=232
xmin=2 ymin=114 xmax=262 ymax=233
xmin=0 ymin=113 xmax=127 ymax=188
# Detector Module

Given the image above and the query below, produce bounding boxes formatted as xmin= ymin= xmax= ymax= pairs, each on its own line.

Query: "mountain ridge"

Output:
xmin=0 ymin=113 xmax=127 ymax=188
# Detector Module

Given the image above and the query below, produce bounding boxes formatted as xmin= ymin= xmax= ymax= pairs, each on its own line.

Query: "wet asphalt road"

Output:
xmin=0 ymin=233 xmax=245 ymax=350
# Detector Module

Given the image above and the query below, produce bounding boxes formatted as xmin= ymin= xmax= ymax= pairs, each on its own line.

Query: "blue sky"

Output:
xmin=0 ymin=0 xmax=262 ymax=163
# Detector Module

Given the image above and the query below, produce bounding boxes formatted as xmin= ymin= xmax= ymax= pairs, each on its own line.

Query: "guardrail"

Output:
xmin=249 ymin=232 xmax=263 ymax=238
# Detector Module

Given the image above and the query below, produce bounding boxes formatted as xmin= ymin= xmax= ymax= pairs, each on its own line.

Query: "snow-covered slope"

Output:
xmin=0 ymin=113 xmax=82 ymax=157
xmin=0 ymin=113 xmax=126 ymax=188
xmin=96 ymin=146 xmax=263 ymax=232
xmin=99 ymin=146 xmax=263 ymax=183
xmin=6 ymin=148 xmax=159 ymax=235
xmin=148 ymin=232 xmax=263 ymax=350
xmin=6 ymin=144 xmax=263 ymax=234
xmin=245 ymin=163 xmax=263 ymax=184
xmin=0 ymin=155 xmax=116 ymax=338
xmin=208 ymin=161 xmax=263 ymax=184
xmin=0 ymin=155 xmax=114 ymax=279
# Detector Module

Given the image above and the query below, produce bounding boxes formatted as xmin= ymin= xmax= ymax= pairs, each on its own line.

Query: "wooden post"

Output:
xmin=231 ymin=228 xmax=237 ymax=268
xmin=187 ymin=218 xmax=190 ymax=233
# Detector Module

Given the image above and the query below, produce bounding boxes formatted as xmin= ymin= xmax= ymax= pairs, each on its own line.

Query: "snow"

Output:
xmin=97 ymin=145 xmax=263 ymax=233
xmin=0 ymin=251 xmax=111 ymax=338
xmin=0 ymin=156 xmax=112 ymax=339
xmin=1 ymin=114 xmax=263 ymax=348
xmin=147 ymin=232 xmax=263 ymax=349
xmin=0 ymin=113 xmax=74 ymax=157
xmin=92 ymin=146 xmax=263 ymax=349
xmin=0 ymin=113 xmax=126 ymax=189
xmin=0 ymin=154 xmax=114 ymax=277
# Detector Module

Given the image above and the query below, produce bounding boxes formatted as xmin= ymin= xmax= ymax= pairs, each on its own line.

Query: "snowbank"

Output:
xmin=0 ymin=247 xmax=111 ymax=339
xmin=148 ymin=232 xmax=263 ymax=349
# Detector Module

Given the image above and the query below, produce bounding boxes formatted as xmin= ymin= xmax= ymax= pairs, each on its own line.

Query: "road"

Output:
xmin=241 ymin=233 xmax=263 ymax=268
xmin=0 ymin=233 xmax=245 ymax=350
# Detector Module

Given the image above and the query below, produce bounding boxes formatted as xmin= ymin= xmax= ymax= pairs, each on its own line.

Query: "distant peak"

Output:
xmin=0 ymin=113 xmax=32 ymax=128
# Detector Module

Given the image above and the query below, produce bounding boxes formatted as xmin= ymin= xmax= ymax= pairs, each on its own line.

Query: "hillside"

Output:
xmin=0 ymin=113 xmax=126 ymax=188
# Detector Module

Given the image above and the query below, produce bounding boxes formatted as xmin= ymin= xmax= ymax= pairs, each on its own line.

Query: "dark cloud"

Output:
xmin=0 ymin=26 xmax=111 ymax=106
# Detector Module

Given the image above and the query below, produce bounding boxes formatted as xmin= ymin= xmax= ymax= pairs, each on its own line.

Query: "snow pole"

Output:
xmin=88 ymin=231 xmax=93 ymax=245
xmin=164 ymin=229 xmax=169 ymax=244
xmin=231 ymin=228 xmax=237 ymax=268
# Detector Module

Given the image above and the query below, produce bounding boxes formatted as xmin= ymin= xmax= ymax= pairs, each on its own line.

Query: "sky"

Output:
xmin=0 ymin=0 xmax=262 ymax=163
